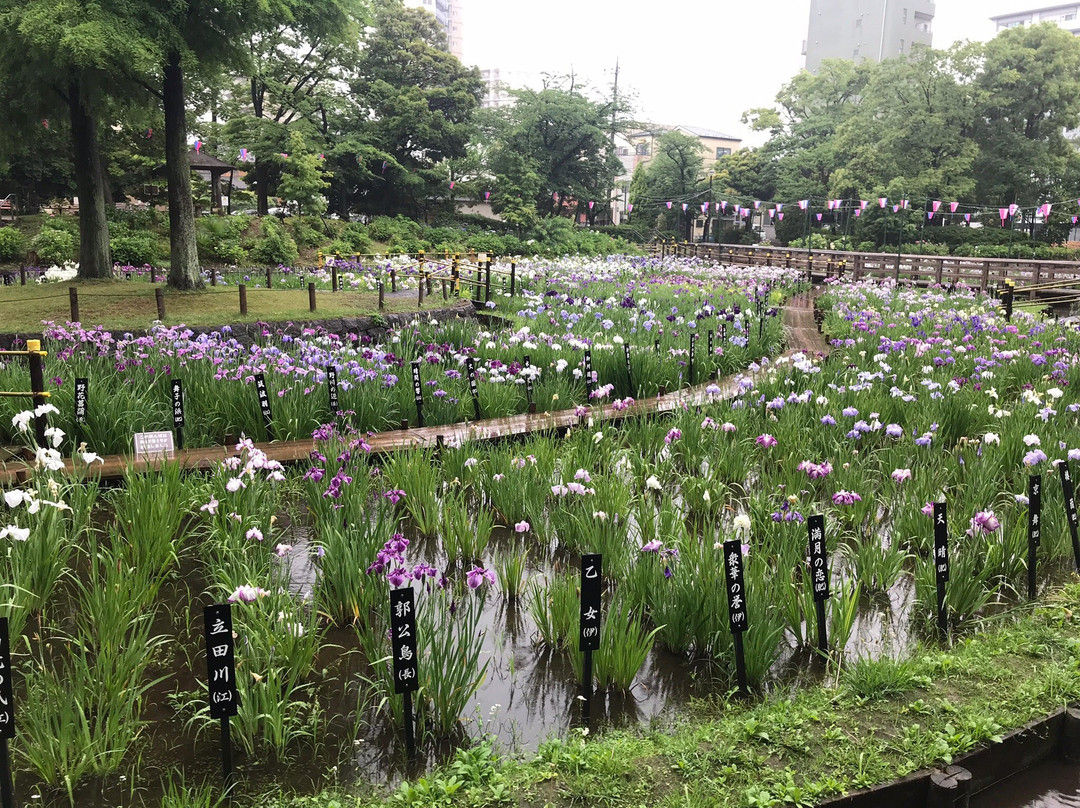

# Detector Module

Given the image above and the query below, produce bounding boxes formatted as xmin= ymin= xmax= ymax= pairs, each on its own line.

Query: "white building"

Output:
xmin=403 ymin=0 xmax=464 ymax=59
xmin=477 ymin=68 xmax=542 ymax=108
xmin=991 ymin=4 xmax=1080 ymax=34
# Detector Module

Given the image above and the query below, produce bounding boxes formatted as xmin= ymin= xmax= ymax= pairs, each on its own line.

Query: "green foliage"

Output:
xmin=339 ymin=222 xmax=372 ymax=252
xmin=278 ymin=131 xmax=330 ymax=219
xmin=110 ymin=232 xmax=163 ymax=266
xmin=250 ymin=218 xmax=299 ymax=265
xmin=630 ymin=130 xmax=706 ymax=235
xmin=0 ymin=226 xmax=24 ymax=262
xmin=843 ymin=656 xmax=926 ymax=701
xmin=31 ymin=227 xmax=74 ymax=265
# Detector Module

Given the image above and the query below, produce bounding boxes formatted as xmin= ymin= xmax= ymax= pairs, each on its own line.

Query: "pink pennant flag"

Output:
xmin=932 ymin=200 xmax=941 ymax=213
xmin=720 ymin=201 xmax=728 ymax=211
xmin=892 ymin=205 xmax=900 ymax=213
xmin=776 ymin=203 xmax=784 ymax=212
xmin=854 ymin=209 xmax=861 ymax=217
xmin=239 ymin=148 xmax=249 ymax=162
xmin=949 ymin=201 xmax=959 ymax=213
xmin=1073 ymin=216 xmax=1078 ymax=224
xmin=194 ymin=140 xmax=202 ymax=153
xmin=588 ymin=200 xmax=594 ymax=209
xmin=701 ymin=203 xmax=708 ymax=213
xmin=901 ymin=200 xmax=909 ymax=210
xmin=815 ymin=213 xmax=823 ymax=221
xmin=753 ymin=200 xmax=761 ymax=209
xmin=484 ymin=191 xmax=491 ymax=200
xmin=777 ymin=212 xmax=784 ymax=221
xmin=878 ymin=197 xmax=888 ymax=208
xmin=1041 ymin=203 xmax=1053 ymax=217
xmin=627 ymin=203 xmax=633 ymax=213
xmin=798 ymin=200 xmax=808 ymax=210
xmin=714 ymin=202 xmax=721 ymax=211
xmin=927 ymin=211 xmax=934 ymax=220
xmin=682 ymin=203 xmax=688 ymax=211
xmin=1008 ymin=203 xmax=1019 ymax=217
xmin=318 ymin=154 xmax=324 ymax=160
xmin=741 ymin=208 xmax=750 ymax=219
xmin=666 ymin=201 xmax=673 ymax=209
xmin=860 ymin=200 xmax=868 ymax=210
xmin=768 ymin=208 xmax=776 ymax=218
xmin=964 ymin=213 xmax=971 ymax=222
xmin=553 ymin=192 xmax=559 ymax=201
xmin=999 ymin=208 xmax=1009 ymax=225
xmin=280 ymin=153 xmax=289 ymax=159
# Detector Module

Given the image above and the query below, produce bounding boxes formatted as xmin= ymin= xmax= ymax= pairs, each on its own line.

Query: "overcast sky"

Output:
xmin=461 ymin=0 xmax=1029 ymax=146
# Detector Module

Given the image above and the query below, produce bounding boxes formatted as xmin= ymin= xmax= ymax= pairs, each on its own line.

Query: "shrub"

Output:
xmin=39 ymin=215 xmax=78 ymax=236
xmin=339 ymin=222 xmax=372 ymax=253
xmin=111 ymin=233 xmax=164 ymax=266
xmin=0 ymin=227 xmax=24 ymax=262
xmin=465 ymin=232 xmax=507 ymax=254
xmin=291 ymin=217 xmax=327 ymax=250
xmin=249 ymin=218 xmax=299 ymax=265
xmin=31 ymin=228 xmax=75 ymax=265
xmin=367 ymin=215 xmax=420 ymax=243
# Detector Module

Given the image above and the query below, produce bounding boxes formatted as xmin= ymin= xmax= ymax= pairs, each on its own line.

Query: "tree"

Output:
xmin=744 ymin=60 xmax=870 ymax=201
xmin=629 ymin=131 xmax=704 ymax=237
xmin=277 ymin=131 xmax=330 ymax=218
xmin=830 ymin=45 xmax=979 ymax=203
xmin=345 ymin=3 xmax=482 ymax=217
xmin=487 ymin=77 xmax=629 ymax=220
xmin=712 ymin=148 xmax=777 ymax=203
xmin=972 ymin=23 xmax=1080 ymax=207
xmin=226 ymin=0 xmax=365 ymax=214
xmin=0 ymin=0 xmax=157 ymax=277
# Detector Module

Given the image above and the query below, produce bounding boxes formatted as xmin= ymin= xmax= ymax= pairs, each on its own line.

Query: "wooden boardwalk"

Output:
xmin=0 ymin=293 xmax=827 ymax=484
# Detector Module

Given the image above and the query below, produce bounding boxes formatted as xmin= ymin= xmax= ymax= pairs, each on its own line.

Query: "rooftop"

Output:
xmin=628 ymin=124 xmax=742 ymax=142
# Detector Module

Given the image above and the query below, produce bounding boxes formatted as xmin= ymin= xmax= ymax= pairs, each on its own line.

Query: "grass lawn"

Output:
xmin=263 ymin=583 xmax=1080 ymax=808
xmin=0 ymin=278 xmax=433 ymax=331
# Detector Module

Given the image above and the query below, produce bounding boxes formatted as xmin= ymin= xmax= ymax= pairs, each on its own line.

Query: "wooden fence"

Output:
xmin=652 ymin=241 xmax=1080 ymax=295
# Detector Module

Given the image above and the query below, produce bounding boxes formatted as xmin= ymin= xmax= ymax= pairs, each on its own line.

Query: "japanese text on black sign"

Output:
xmin=807 ymin=515 xmax=830 ymax=601
xmin=75 ymin=378 xmax=88 ymax=425
xmin=326 ymin=365 xmax=339 ymax=412
xmin=933 ymin=502 xmax=949 ymax=582
xmin=171 ymin=379 xmax=184 ymax=429
xmin=579 ymin=554 xmax=602 ymax=652
xmin=1028 ymin=475 xmax=1042 ymax=548
xmin=203 ymin=604 xmax=239 ymax=718
xmin=390 ymin=588 xmax=419 ymax=694
xmin=723 ymin=540 xmax=749 ymax=633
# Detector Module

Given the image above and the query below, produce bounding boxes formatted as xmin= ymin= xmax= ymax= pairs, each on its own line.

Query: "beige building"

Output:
xmin=991 ymin=4 xmax=1080 ymax=35
xmin=625 ymin=125 xmax=742 ymax=173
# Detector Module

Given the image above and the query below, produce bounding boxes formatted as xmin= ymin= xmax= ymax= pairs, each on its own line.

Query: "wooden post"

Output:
xmin=69 ymin=287 xmax=79 ymax=322
xmin=19 ymin=266 xmax=26 ymax=285
xmin=331 ymin=264 xmax=338 ymax=292
xmin=378 ymin=280 xmax=385 ymax=311
xmin=390 ymin=267 xmax=397 ymax=293
xmin=441 ymin=280 xmax=448 ymax=301
xmin=155 ymin=287 xmax=166 ymax=320
xmin=510 ymin=261 xmax=516 ymax=296
xmin=418 ymin=271 xmax=425 ymax=307
xmin=485 ymin=260 xmax=492 ymax=304
xmin=308 ymin=282 xmax=316 ymax=312
xmin=210 ymin=265 xmax=217 ymax=286
xmin=27 ymin=339 xmax=47 ymax=447
xmin=149 ymin=264 xmax=155 ymax=283
xmin=239 ymin=284 xmax=248 ymax=316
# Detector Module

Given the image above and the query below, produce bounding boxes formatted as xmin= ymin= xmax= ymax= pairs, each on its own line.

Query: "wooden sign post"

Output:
xmin=171 ymin=379 xmax=185 ymax=450
xmin=723 ymin=540 xmax=749 ymax=695
xmin=707 ymin=329 xmax=715 ymax=379
xmin=390 ymin=587 xmax=419 ymax=759
xmin=410 ymin=360 xmax=425 ymax=428
xmin=326 ymin=365 xmax=339 ymax=416
xmin=688 ymin=333 xmax=697 ymax=387
xmin=583 ymin=350 xmax=595 ymax=400
xmin=579 ymin=554 xmax=602 ymax=722
xmin=254 ymin=373 xmax=274 ymax=441
xmin=623 ymin=344 xmax=632 ymax=394
xmin=1060 ymin=462 xmax=1080 ymax=573
xmin=466 ymin=357 xmax=482 ymax=421
xmin=74 ymin=377 xmax=88 ymax=450
xmin=523 ymin=354 xmax=535 ymax=413
xmin=807 ymin=515 xmax=830 ymax=655
xmin=1028 ymin=474 xmax=1042 ymax=600
xmin=933 ymin=503 xmax=949 ymax=641
xmin=0 ymin=618 xmax=15 ymax=808
xmin=203 ymin=604 xmax=240 ymax=790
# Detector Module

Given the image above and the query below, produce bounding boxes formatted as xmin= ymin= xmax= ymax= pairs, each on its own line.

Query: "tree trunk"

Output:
xmin=68 ymin=81 xmax=111 ymax=279
xmin=163 ymin=50 xmax=203 ymax=290
xmin=256 ymin=161 xmax=270 ymax=215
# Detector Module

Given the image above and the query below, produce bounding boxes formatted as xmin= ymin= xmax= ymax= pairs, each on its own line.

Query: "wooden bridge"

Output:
xmin=655 ymin=241 xmax=1080 ymax=308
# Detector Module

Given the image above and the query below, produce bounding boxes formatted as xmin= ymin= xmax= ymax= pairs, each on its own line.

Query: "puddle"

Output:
xmin=972 ymin=758 xmax=1080 ymax=808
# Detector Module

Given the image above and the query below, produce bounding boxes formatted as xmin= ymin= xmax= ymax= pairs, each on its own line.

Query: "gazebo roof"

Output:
xmin=187 ymin=149 xmax=236 ymax=173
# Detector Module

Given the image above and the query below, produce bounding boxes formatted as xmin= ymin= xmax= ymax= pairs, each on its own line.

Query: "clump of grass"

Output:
xmin=843 ymin=655 xmax=926 ymax=701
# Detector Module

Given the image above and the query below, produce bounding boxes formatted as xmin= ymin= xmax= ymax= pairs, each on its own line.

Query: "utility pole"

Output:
xmin=608 ymin=57 xmax=620 ymax=226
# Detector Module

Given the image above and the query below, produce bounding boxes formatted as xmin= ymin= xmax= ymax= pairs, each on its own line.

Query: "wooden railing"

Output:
xmin=651 ymin=241 xmax=1080 ymax=293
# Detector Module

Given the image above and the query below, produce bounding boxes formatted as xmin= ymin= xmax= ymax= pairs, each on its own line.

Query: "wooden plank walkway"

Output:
xmin=0 ymin=293 xmax=827 ymax=484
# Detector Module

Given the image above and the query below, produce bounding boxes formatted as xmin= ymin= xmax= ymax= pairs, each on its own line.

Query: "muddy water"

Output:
xmin=972 ymin=758 xmax=1080 ymax=808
